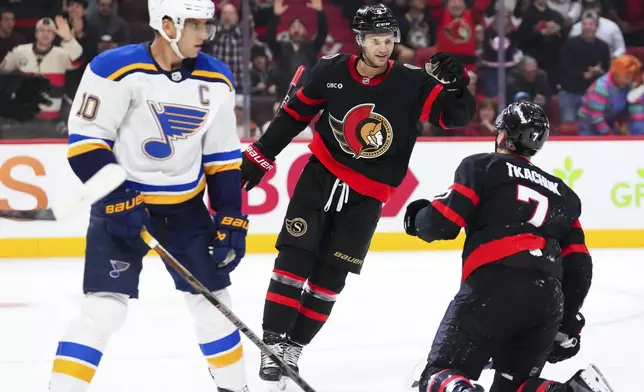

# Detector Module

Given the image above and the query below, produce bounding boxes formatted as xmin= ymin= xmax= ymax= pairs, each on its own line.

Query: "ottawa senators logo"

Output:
xmin=329 ymin=104 xmax=393 ymax=159
xmin=444 ymin=17 xmax=471 ymax=44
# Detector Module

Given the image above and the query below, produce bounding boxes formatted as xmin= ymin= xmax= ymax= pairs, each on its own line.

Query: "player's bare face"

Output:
xmin=362 ymin=33 xmax=395 ymax=68
xmin=177 ymin=18 xmax=215 ymax=58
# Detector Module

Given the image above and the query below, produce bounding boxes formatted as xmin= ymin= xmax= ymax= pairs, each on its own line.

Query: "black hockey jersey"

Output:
xmin=258 ymin=54 xmax=476 ymax=203
xmin=416 ymin=153 xmax=592 ymax=316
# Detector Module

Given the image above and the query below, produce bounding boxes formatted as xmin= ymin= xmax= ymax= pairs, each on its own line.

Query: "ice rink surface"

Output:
xmin=1 ymin=249 xmax=642 ymax=392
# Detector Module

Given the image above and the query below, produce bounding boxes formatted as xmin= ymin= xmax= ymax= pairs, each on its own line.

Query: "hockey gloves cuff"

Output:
xmin=241 ymin=142 xmax=275 ymax=191
xmin=548 ymin=312 xmax=585 ymax=364
xmin=210 ymin=213 xmax=249 ymax=274
xmin=404 ymin=199 xmax=431 ymax=236
xmin=425 ymin=53 xmax=469 ymax=92
xmin=97 ymin=190 xmax=149 ymax=248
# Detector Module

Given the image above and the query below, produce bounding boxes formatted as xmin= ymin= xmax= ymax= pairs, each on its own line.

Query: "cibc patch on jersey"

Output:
xmin=329 ymin=103 xmax=393 ymax=159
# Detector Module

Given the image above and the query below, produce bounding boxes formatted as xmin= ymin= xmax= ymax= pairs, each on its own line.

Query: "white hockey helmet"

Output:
xmin=149 ymin=0 xmax=215 ymax=59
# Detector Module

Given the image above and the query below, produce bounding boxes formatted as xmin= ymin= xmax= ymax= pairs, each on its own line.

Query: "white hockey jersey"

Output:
xmin=67 ymin=43 xmax=241 ymax=205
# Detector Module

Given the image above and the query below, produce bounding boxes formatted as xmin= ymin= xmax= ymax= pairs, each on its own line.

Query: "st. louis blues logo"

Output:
xmin=142 ymin=101 xmax=209 ymax=161
xmin=109 ymin=260 xmax=130 ymax=278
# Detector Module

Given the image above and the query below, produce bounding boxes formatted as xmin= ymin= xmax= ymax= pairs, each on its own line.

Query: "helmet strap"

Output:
xmin=158 ymin=20 xmax=186 ymax=60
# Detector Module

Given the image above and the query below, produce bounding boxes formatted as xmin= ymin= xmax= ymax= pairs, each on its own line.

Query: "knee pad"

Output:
xmin=309 ymin=264 xmax=349 ymax=294
xmin=184 ymin=290 xmax=236 ymax=339
xmin=62 ymin=292 xmax=128 ymax=345
xmin=81 ymin=292 xmax=129 ymax=335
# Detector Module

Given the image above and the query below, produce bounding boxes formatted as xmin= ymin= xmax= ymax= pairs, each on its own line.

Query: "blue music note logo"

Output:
xmin=143 ymin=101 xmax=209 ymax=160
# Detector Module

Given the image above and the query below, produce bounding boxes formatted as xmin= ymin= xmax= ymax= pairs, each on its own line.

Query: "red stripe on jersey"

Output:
xmin=307 ymin=282 xmax=338 ymax=297
xmin=299 ymin=306 xmax=329 ymax=322
xmin=283 ymin=104 xmax=316 ymax=123
xmin=562 ymin=244 xmax=589 ymax=257
xmin=296 ymin=89 xmax=326 ymax=106
xmin=419 ymin=84 xmax=444 ymax=122
xmin=348 ymin=55 xmax=393 ymax=86
xmin=462 ymin=234 xmax=546 ymax=281
xmin=308 ymin=132 xmax=395 ymax=203
xmin=431 ymin=200 xmax=466 ymax=227
xmin=266 ymin=292 xmax=300 ymax=309
xmin=450 ymin=183 xmax=480 ymax=205
xmin=571 ymin=219 xmax=582 ymax=228
xmin=273 ymin=269 xmax=307 ymax=283
xmin=517 ymin=381 xmax=527 ymax=392
xmin=41 ymin=73 xmax=65 ymax=88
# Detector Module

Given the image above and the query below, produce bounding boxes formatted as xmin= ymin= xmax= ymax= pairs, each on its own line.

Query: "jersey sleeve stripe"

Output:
xmin=450 ymin=183 xmax=480 ymax=205
xmin=204 ymin=161 xmax=241 ymax=175
xmin=283 ymin=103 xmax=316 ymax=123
xmin=203 ymin=150 xmax=242 ymax=163
xmin=68 ymin=134 xmax=115 ymax=148
xmin=67 ymin=142 xmax=112 ymax=158
xmin=107 ymin=63 xmax=158 ymax=81
xmin=296 ymin=88 xmax=326 ymax=106
xmin=431 ymin=200 xmax=466 ymax=227
xmin=190 ymin=70 xmax=234 ymax=91
xmin=571 ymin=219 xmax=582 ymax=228
xmin=562 ymin=244 xmax=590 ymax=257
xmin=418 ymin=84 xmax=444 ymax=122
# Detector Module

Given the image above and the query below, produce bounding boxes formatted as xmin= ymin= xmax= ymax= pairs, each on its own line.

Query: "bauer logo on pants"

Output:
xmin=109 ymin=260 xmax=130 ymax=278
xmin=285 ymin=218 xmax=308 ymax=237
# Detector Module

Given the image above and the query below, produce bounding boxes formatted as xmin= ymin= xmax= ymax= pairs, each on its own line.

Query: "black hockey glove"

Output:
xmin=241 ymin=141 xmax=276 ymax=191
xmin=404 ymin=199 xmax=430 ymax=236
xmin=425 ymin=53 xmax=469 ymax=92
xmin=0 ymin=72 xmax=52 ymax=121
xmin=548 ymin=312 xmax=585 ymax=364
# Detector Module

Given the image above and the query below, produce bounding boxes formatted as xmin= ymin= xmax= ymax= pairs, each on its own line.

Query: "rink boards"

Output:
xmin=0 ymin=137 xmax=643 ymax=257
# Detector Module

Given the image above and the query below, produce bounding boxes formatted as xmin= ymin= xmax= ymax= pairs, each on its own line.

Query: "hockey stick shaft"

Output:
xmin=140 ymin=228 xmax=317 ymax=392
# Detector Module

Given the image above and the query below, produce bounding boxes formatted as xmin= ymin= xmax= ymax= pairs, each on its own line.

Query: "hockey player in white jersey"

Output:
xmin=49 ymin=1 xmax=250 ymax=391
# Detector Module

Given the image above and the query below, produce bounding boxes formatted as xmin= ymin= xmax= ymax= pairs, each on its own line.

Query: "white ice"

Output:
xmin=1 ymin=249 xmax=642 ymax=392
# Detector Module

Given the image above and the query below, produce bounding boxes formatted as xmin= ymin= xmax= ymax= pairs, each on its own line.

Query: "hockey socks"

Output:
xmin=50 ymin=293 xmax=127 ymax=392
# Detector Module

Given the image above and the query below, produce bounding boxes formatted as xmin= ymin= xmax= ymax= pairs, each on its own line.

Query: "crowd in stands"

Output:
xmin=1 ymin=0 xmax=644 ymax=139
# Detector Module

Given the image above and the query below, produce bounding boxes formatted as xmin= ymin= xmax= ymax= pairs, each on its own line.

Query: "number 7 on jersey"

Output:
xmin=516 ymin=184 xmax=549 ymax=227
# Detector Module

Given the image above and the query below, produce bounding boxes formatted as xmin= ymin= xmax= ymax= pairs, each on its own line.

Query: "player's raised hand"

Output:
xmin=425 ymin=52 xmax=469 ymax=92
xmin=307 ymin=0 xmax=323 ymax=12
xmin=54 ymin=15 xmax=73 ymax=42
xmin=273 ymin=0 xmax=289 ymax=16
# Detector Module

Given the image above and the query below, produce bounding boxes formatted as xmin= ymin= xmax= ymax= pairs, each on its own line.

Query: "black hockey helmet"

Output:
xmin=494 ymin=102 xmax=550 ymax=157
xmin=352 ymin=3 xmax=400 ymax=44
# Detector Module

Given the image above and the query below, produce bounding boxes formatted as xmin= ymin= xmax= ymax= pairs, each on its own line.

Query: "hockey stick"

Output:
xmin=0 ymin=163 xmax=127 ymax=221
xmin=140 ymin=228 xmax=317 ymax=392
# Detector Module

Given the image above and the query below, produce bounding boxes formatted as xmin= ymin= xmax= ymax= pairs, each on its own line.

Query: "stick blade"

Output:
xmin=51 ymin=163 xmax=127 ymax=220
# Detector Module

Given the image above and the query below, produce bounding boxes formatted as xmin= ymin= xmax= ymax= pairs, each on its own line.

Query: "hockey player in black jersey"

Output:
xmin=404 ymin=102 xmax=612 ymax=392
xmin=240 ymin=2 xmax=476 ymax=387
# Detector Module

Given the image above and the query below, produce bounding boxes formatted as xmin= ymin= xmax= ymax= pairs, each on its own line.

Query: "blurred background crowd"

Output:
xmin=0 ymin=0 xmax=643 ymax=139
